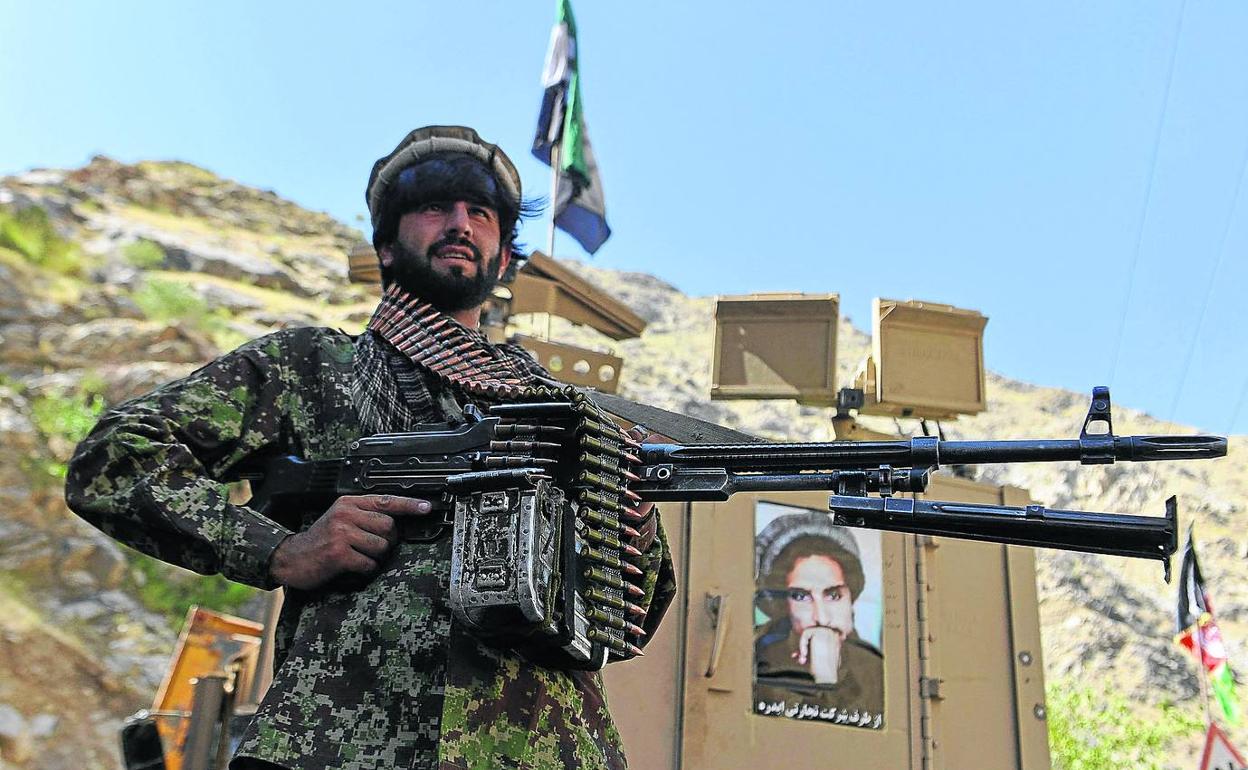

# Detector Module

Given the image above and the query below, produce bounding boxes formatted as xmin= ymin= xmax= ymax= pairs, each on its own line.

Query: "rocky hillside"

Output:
xmin=1 ymin=157 xmax=1243 ymax=768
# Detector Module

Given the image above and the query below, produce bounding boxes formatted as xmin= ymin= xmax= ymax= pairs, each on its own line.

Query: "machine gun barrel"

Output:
xmin=639 ymin=434 xmax=1226 ymax=472
xmin=937 ymin=435 xmax=1226 ymax=464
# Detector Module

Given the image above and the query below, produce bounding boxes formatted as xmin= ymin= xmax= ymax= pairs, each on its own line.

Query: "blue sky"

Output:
xmin=4 ymin=1 xmax=1247 ymax=435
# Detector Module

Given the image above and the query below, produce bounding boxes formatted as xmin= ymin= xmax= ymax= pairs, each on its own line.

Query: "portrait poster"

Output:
xmin=752 ymin=501 xmax=885 ymax=729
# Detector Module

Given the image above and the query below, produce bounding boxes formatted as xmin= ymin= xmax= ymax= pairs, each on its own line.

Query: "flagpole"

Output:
xmin=542 ymin=143 xmax=561 ymax=342
xmin=1195 ymin=616 xmax=1215 ymax=727
xmin=547 ymin=143 xmax=561 ymax=260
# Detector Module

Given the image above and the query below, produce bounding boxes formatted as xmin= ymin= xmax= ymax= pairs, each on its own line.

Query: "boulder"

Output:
xmin=0 ymin=393 xmax=39 ymax=496
xmin=0 ymin=704 xmax=31 ymax=764
xmin=54 ymin=599 xmax=110 ymax=623
xmin=56 ymin=536 xmax=127 ymax=591
xmin=183 ymin=280 xmax=266 ymax=312
xmin=98 ymin=361 xmax=197 ymax=403
xmin=0 ymin=531 xmax=55 ymax=579
xmin=27 ymin=715 xmax=57 ymax=739
xmin=161 ymin=241 xmax=311 ymax=297
xmin=43 ymin=319 xmax=215 ymax=366
xmin=0 ymin=265 xmax=31 ymax=323
xmin=249 ymin=310 xmax=319 ymax=329
xmin=284 ymin=249 xmax=348 ymax=282
xmin=0 ymin=391 xmax=35 ymax=444
xmin=84 ymin=540 xmax=129 ymax=591
xmin=0 ymin=325 xmax=40 ymax=366
xmin=30 ymin=362 xmax=195 ymax=405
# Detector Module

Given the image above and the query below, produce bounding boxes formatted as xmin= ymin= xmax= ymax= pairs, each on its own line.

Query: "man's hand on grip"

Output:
xmin=268 ymin=495 xmax=431 ymax=591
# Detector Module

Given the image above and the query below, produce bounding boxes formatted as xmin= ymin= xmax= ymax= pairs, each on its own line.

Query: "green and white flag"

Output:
xmin=532 ymin=0 xmax=611 ymax=254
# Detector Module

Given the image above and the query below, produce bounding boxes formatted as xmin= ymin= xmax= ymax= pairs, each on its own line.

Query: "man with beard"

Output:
xmin=66 ymin=125 xmax=675 ymax=770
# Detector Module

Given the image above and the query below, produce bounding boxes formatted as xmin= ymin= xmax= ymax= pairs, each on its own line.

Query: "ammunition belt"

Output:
xmin=449 ymin=384 xmax=649 ymax=667
xmin=366 ymin=288 xmax=647 ymax=666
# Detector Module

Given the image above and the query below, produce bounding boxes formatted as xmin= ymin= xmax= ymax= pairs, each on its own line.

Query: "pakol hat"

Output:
xmin=756 ymin=512 xmax=865 ymax=601
xmin=365 ymin=125 xmax=522 ymax=230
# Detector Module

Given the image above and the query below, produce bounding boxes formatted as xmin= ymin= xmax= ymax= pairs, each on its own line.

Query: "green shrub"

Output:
xmin=208 ymin=322 xmax=250 ymax=353
xmin=0 ymin=569 xmax=33 ymax=603
xmin=28 ymin=389 xmax=106 ymax=483
xmin=31 ymin=390 xmax=106 ymax=444
xmin=132 ymin=276 xmax=247 ymax=352
xmin=132 ymin=276 xmax=209 ymax=322
xmin=122 ymin=239 xmax=166 ymax=269
xmin=21 ymin=374 xmax=108 ymax=483
xmin=77 ymin=370 xmax=108 ymax=397
xmin=128 ymin=551 xmax=256 ymax=630
xmin=1047 ymin=679 xmax=1203 ymax=770
xmin=0 ymin=205 xmax=84 ymax=276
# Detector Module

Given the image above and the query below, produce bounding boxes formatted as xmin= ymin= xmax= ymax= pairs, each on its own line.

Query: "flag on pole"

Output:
xmin=1176 ymin=527 xmax=1240 ymax=725
xmin=533 ymin=0 xmax=611 ymax=254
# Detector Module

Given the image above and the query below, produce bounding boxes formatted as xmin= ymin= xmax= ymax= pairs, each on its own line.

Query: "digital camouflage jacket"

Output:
xmin=66 ymin=326 xmax=676 ymax=770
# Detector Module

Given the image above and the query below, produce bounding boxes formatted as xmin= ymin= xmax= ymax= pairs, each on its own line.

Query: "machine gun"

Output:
xmin=231 ymin=386 xmax=1225 ymax=671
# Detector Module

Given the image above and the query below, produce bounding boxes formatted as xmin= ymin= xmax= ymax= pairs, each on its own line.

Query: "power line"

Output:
xmin=1163 ymin=130 xmax=1248 ymax=426
xmin=1140 ymin=141 xmax=1248 ymax=497
xmin=1106 ymin=0 xmax=1191 ymax=387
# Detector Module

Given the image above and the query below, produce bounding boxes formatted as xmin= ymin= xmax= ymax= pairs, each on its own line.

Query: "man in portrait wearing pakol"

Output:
xmin=65 ymin=125 xmax=675 ymax=770
xmin=754 ymin=512 xmax=884 ymax=722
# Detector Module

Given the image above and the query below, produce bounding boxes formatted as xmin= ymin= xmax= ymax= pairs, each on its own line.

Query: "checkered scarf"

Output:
xmin=352 ymin=285 xmax=550 ymax=434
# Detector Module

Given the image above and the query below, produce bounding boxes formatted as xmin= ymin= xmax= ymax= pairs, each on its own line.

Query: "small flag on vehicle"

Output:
xmin=1176 ymin=526 xmax=1240 ymax=725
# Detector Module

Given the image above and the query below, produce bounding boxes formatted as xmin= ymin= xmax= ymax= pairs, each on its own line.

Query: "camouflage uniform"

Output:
xmin=66 ymin=325 xmax=675 ymax=770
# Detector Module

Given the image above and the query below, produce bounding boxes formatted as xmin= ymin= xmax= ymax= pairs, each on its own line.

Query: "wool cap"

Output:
xmin=365 ymin=125 xmax=522 ymax=230
xmin=756 ymin=512 xmax=865 ymax=600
